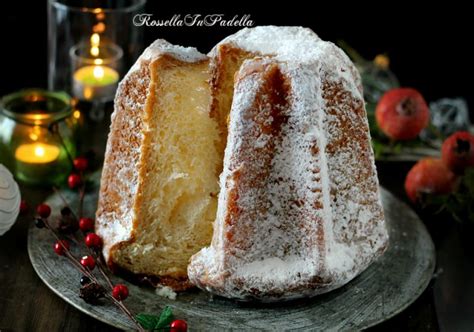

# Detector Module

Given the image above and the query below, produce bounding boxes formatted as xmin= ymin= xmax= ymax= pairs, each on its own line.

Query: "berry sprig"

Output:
xmin=34 ymin=200 xmax=188 ymax=331
xmin=136 ymin=307 xmax=187 ymax=331
xmin=51 ymin=185 xmax=115 ymax=290
xmin=34 ymin=200 xmax=145 ymax=330
xmin=31 ymin=156 xmax=149 ymax=331
xmin=41 ymin=126 xmax=189 ymax=331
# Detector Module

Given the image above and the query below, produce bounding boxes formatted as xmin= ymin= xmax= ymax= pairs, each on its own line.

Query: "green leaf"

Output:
xmin=136 ymin=313 xmax=159 ymax=330
xmin=136 ymin=306 xmax=174 ymax=331
xmin=154 ymin=306 xmax=174 ymax=330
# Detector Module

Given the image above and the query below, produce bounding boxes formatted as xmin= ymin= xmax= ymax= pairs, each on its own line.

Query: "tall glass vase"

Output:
xmin=47 ymin=0 xmax=146 ymax=118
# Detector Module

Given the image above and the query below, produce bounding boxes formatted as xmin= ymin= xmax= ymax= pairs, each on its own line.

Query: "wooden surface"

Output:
xmin=26 ymin=182 xmax=435 ymax=330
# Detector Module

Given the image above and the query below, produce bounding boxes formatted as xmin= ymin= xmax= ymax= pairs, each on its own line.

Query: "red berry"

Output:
xmin=68 ymin=174 xmax=82 ymax=189
xmin=54 ymin=240 xmax=70 ymax=256
xmin=19 ymin=200 xmax=28 ymax=214
xmin=376 ymin=88 xmax=430 ymax=140
xmin=36 ymin=204 xmax=51 ymax=218
xmin=79 ymin=217 xmax=95 ymax=231
xmin=170 ymin=319 xmax=188 ymax=332
xmin=85 ymin=233 xmax=102 ymax=249
xmin=80 ymin=255 xmax=96 ymax=270
xmin=441 ymin=131 xmax=474 ymax=174
xmin=405 ymin=158 xmax=457 ymax=203
xmin=112 ymin=284 xmax=129 ymax=301
xmin=73 ymin=157 xmax=89 ymax=172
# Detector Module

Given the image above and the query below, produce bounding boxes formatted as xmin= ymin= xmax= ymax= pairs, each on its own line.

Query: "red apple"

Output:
xmin=376 ymin=88 xmax=430 ymax=140
xmin=441 ymin=131 xmax=474 ymax=174
xmin=404 ymin=158 xmax=456 ymax=203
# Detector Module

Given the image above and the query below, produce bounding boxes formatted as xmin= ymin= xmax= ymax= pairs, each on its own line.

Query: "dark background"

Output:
xmin=1 ymin=1 xmax=473 ymax=118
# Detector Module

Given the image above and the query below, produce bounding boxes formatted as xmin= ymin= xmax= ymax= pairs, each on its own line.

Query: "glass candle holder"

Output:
xmin=47 ymin=0 xmax=146 ymax=100
xmin=0 ymin=89 xmax=78 ymax=186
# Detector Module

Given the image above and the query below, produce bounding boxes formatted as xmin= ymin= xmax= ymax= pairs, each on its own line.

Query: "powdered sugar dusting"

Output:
xmin=155 ymin=286 xmax=177 ymax=300
xmin=188 ymin=26 xmax=388 ymax=301
xmin=209 ymin=26 xmax=362 ymax=101
xmin=235 ymin=256 xmax=313 ymax=285
xmin=128 ymin=39 xmax=206 ymax=76
xmin=209 ymin=26 xmax=321 ymax=63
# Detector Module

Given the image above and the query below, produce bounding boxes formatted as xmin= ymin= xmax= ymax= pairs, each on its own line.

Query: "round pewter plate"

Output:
xmin=28 ymin=183 xmax=435 ymax=331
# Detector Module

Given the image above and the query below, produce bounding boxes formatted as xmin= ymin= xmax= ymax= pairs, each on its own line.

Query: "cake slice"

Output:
xmin=96 ymin=40 xmax=221 ymax=289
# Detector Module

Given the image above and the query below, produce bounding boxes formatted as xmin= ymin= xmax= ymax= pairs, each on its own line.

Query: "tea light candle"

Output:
xmin=14 ymin=142 xmax=64 ymax=184
xmin=70 ymin=33 xmax=122 ymax=101
xmin=72 ymin=64 xmax=119 ymax=101
xmin=15 ymin=143 xmax=61 ymax=164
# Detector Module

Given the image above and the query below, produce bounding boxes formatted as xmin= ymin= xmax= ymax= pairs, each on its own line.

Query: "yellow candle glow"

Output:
xmin=72 ymin=65 xmax=119 ymax=100
xmin=70 ymin=32 xmax=122 ymax=101
xmin=15 ymin=143 xmax=60 ymax=164
xmin=74 ymin=65 xmax=119 ymax=86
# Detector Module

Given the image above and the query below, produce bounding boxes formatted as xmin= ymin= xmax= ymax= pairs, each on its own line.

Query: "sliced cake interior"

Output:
xmin=109 ymin=54 xmax=221 ymax=288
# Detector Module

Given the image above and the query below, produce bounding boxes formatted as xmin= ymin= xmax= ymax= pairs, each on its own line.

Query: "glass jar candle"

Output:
xmin=0 ymin=89 xmax=78 ymax=186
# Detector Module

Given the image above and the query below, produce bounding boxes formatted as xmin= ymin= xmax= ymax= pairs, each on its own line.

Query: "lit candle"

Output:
xmin=71 ymin=33 xmax=121 ymax=101
xmin=15 ymin=143 xmax=60 ymax=164
xmin=73 ymin=64 xmax=119 ymax=100
xmin=1 ymin=89 xmax=75 ymax=186
xmin=14 ymin=141 xmax=65 ymax=186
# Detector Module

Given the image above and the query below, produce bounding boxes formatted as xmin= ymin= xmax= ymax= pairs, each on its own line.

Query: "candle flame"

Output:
xmin=93 ymin=66 xmax=105 ymax=80
xmin=35 ymin=145 xmax=45 ymax=157
xmin=94 ymin=58 xmax=103 ymax=65
xmin=90 ymin=33 xmax=100 ymax=57
xmin=73 ymin=110 xmax=81 ymax=119
xmin=15 ymin=143 xmax=61 ymax=164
